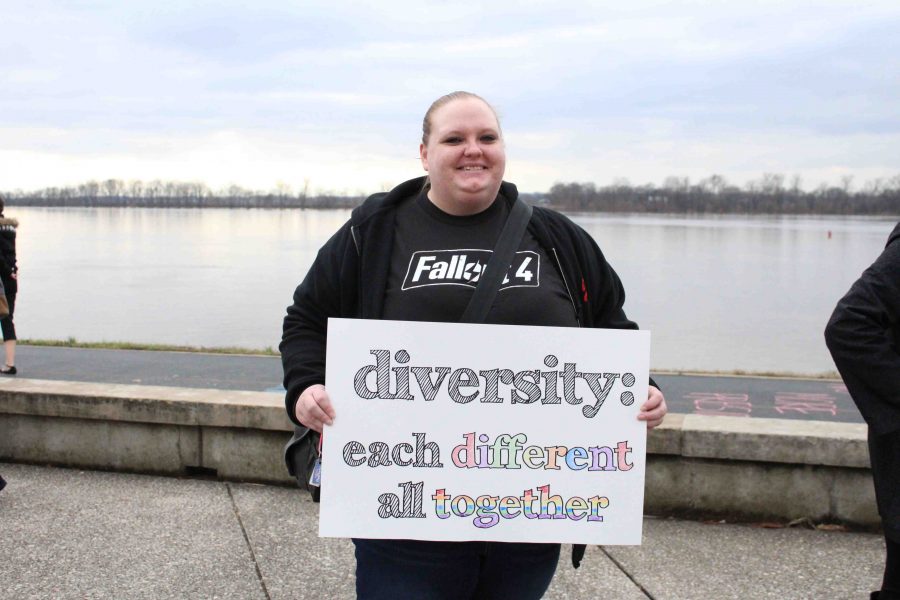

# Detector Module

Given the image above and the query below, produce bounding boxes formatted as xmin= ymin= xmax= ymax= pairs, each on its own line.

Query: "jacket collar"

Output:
xmin=351 ymin=176 xmax=519 ymax=227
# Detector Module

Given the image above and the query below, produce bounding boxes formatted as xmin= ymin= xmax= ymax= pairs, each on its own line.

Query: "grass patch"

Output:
xmin=653 ymin=368 xmax=841 ymax=380
xmin=19 ymin=337 xmax=278 ymax=356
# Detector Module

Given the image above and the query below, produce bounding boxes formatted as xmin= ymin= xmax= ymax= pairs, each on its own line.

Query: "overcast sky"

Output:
xmin=2 ymin=0 xmax=898 ymax=194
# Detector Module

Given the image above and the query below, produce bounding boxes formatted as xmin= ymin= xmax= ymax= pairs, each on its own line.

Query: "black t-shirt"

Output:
xmin=382 ymin=193 xmax=578 ymax=327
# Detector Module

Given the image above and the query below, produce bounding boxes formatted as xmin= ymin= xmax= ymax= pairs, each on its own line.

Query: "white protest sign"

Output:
xmin=320 ymin=318 xmax=649 ymax=545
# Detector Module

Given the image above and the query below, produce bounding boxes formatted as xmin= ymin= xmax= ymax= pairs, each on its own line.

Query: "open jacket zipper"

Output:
xmin=551 ymin=247 xmax=581 ymax=326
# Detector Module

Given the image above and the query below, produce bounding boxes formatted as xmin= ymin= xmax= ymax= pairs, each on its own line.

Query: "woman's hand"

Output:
xmin=295 ymin=384 xmax=335 ymax=433
xmin=638 ymin=385 xmax=667 ymax=430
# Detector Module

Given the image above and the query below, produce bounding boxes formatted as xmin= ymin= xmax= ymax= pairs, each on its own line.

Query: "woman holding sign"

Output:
xmin=282 ymin=91 xmax=667 ymax=599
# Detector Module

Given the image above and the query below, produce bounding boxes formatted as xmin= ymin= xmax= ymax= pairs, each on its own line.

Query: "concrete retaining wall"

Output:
xmin=0 ymin=378 xmax=878 ymax=526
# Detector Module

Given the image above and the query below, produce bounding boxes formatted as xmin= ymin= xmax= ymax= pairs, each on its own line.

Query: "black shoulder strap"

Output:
xmin=459 ymin=199 xmax=588 ymax=570
xmin=460 ymin=198 xmax=533 ymax=324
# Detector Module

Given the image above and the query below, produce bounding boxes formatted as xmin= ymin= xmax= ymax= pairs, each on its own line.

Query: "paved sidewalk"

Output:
xmin=13 ymin=345 xmax=862 ymax=423
xmin=0 ymin=462 xmax=885 ymax=599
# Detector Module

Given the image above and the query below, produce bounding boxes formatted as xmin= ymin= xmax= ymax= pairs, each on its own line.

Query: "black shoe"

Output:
xmin=0 ymin=365 xmax=16 ymax=375
xmin=0 ymin=475 xmax=6 ymax=492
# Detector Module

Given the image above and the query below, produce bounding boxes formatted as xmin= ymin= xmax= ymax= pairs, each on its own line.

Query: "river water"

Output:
xmin=13 ymin=207 xmax=897 ymax=374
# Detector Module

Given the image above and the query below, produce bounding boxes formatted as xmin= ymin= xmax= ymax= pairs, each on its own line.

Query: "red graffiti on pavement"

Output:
xmin=774 ymin=393 xmax=837 ymax=416
xmin=687 ymin=392 xmax=752 ymax=417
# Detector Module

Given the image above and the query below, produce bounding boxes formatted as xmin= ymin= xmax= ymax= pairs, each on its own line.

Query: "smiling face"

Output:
xmin=419 ymin=97 xmax=506 ymax=216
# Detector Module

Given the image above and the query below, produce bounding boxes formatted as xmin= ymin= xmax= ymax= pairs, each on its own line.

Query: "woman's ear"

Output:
xmin=419 ymin=143 xmax=429 ymax=171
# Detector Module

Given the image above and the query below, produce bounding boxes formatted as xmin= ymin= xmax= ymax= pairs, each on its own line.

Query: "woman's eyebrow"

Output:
xmin=440 ymin=127 xmax=500 ymax=136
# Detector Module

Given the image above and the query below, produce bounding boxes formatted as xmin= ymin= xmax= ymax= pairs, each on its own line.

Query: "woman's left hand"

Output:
xmin=638 ymin=385 xmax=667 ymax=430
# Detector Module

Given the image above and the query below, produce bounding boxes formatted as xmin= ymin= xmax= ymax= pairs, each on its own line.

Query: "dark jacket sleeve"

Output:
xmin=584 ymin=237 xmax=660 ymax=391
xmin=0 ymin=229 xmax=16 ymax=280
xmin=280 ymin=221 xmax=358 ymax=426
xmin=556 ymin=214 xmax=659 ymax=390
xmin=825 ymin=228 xmax=900 ymax=434
xmin=534 ymin=208 xmax=637 ymax=332
xmin=580 ymin=233 xmax=638 ymax=333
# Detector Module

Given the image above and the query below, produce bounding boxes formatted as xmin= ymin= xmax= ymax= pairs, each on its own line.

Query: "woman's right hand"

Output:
xmin=295 ymin=383 xmax=335 ymax=433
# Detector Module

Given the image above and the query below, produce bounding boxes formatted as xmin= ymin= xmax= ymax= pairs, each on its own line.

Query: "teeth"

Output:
xmin=461 ymin=166 xmax=485 ymax=171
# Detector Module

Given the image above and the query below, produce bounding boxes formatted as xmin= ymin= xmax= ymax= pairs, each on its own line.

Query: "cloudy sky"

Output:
xmin=2 ymin=0 xmax=898 ymax=195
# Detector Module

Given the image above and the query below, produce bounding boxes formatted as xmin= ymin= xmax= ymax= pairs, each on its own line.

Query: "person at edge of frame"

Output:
xmin=281 ymin=91 xmax=668 ymax=600
xmin=0 ymin=193 xmax=17 ymax=495
xmin=826 ymin=221 xmax=900 ymax=600
xmin=0 ymin=194 xmax=18 ymax=376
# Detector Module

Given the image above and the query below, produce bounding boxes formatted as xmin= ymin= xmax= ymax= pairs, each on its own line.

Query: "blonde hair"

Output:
xmin=421 ymin=91 xmax=501 ymax=145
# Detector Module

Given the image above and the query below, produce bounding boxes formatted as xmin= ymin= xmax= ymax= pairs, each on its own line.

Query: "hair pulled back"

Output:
xmin=421 ymin=91 xmax=501 ymax=145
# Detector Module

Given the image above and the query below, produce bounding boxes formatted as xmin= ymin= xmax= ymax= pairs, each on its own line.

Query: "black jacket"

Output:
xmin=0 ymin=218 xmax=18 ymax=295
xmin=281 ymin=177 xmax=644 ymax=425
xmin=825 ymin=222 xmax=900 ymax=435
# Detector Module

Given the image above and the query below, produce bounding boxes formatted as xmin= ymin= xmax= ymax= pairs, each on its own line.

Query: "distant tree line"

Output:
xmin=545 ymin=173 xmax=900 ymax=215
xmin=2 ymin=179 xmax=364 ymax=209
xmin=4 ymin=173 xmax=900 ymax=214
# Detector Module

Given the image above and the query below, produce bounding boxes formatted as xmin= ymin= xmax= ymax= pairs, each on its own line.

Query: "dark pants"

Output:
xmin=1 ymin=291 xmax=15 ymax=341
xmin=870 ymin=430 xmax=900 ymax=542
xmin=869 ymin=430 xmax=900 ymax=597
xmin=352 ymin=539 xmax=560 ymax=600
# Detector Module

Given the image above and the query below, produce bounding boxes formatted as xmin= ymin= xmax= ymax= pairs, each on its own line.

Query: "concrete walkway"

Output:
xmin=2 ymin=346 xmax=882 ymax=598
xmin=0 ymin=462 xmax=885 ymax=599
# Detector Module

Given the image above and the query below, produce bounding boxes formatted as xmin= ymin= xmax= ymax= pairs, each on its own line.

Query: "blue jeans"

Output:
xmin=352 ymin=538 xmax=560 ymax=599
